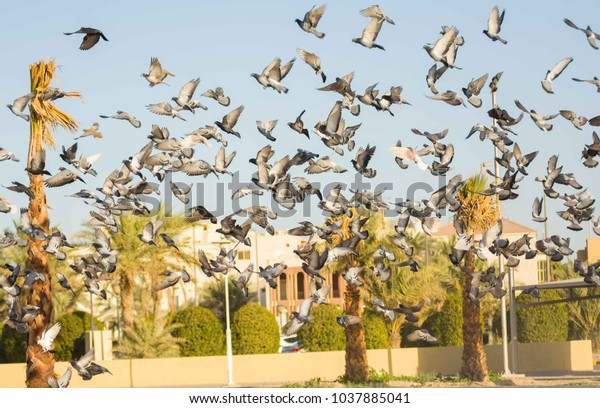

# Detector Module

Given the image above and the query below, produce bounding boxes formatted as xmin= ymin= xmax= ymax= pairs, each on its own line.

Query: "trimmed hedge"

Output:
xmin=298 ymin=303 xmax=345 ymax=352
xmin=424 ymin=289 xmax=464 ymax=346
xmin=0 ymin=323 xmax=27 ymax=363
xmin=232 ymin=304 xmax=279 ymax=355
xmin=363 ymin=309 xmax=389 ymax=349
xmin=172 ymin=306 xmax=225 ymax=356
xmin=517 ymin=289 xmax=568 ymax=343
xmin=55 ymin=311 xmax=105 ymax=362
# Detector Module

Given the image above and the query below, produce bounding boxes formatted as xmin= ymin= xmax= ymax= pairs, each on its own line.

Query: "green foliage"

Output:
xmin=363 ymin=309 xmax=389 ymax=349
xmin=231 ymin=303 xmax=279 ymax=355
xmin=298 ymin=304 xmax=345 ymax=352
xmin=118 ymin=315 xmax=182 ymax=359
xmin=172 ymin=306 xmax=225 ymax=356
xmin=516 ymin=289 xmax=568 ymax=343
xmin=424 ymin=289 xmax=464 ymax=346
xmin=0 ymin=323 xmax=27 ymax=363
xmin=55 ymin=311 xmax=104 ymax=361
xmin=199 ymin=278 xmax=256 ymax=330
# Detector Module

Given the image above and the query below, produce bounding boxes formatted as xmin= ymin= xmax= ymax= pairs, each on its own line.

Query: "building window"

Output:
xmin=332 ymin=272 xmax=340 ymax=298
xmin=238 ymin=250 xmax=251 ymax=260
xmin=279 ymin=273 xmax=287 ymax=300
xmin=297 ymin=273 xmax=305 ymax=299
xmin=537 ymin=260 xmax=547 ymax=283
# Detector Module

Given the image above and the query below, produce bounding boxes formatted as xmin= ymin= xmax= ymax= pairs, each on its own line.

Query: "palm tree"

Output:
xmin=107 ymin=208 xmax=199 ymax=336
xmin=25 ymin=60 xmax=80 ymax=388
xmin=358 ymin=212 xmax=449 ymax=348
xmin=117 ymin=314 xmax=182 ymax=359
xmin=325 ymin=208 xmax=369 ymax=382
xmin=454 ymin=174 xmax=500 ymax=381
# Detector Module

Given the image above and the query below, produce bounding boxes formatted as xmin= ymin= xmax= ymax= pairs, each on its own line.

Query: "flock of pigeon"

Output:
xmin=2 ymin=4 xmax=600 ymax=385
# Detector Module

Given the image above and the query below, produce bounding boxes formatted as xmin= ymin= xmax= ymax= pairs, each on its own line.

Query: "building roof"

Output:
xmin=431 ymin=218 xmax=536 ymax=238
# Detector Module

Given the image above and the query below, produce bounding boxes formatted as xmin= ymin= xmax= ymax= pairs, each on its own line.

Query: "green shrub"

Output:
xmin=517 ymin=289 xmax=568 ymax=343
xmin=232 ymin=304 xmax=279 ymax=355
xmin=363 ymin=309 xmax=389 ymax=349
xmin=0 ymin=323 xmax=27 ymax=363
xmin=55 ymin=311 xmax=104 ymax=361
xmin=424 ymin=289 xmax=463 ymax=346
xmin=172 ymin=306 xmax=225 ymax=356
xmin=298 ymin=303 xmax=345 ymax=352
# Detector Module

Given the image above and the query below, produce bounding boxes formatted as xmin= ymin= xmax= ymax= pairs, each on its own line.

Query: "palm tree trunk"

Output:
xmin=120 ymin=272 xmax=135 ymax=334
xmin=25 ymin=129 xmax=53 ymax=388
xmin=460 ymin=251 xmax=489 ymax=381
xmin=389 ymin=320 xmax=402 ymax=348
xmin=343 ymin=281 xmax=369 ymax=382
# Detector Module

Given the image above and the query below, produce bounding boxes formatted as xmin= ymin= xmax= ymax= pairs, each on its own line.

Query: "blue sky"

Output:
xmin=1 ymin=0 xmax=599 ymax=252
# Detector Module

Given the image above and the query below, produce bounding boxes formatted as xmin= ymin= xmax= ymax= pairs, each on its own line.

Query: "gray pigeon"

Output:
xmin=154 ymin=269 xmax=190 ymax=291
xmin=99 ymin=111 xmax=141 ymax=128
xmin=7 ymin=93 xmax=33 ymax=121
xmin=295 ymin=4 xmax=326 ymax=38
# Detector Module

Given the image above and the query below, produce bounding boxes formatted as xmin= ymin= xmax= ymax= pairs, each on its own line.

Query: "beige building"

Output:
xmin=577 ymin=237 xmax=600 ymax=264
xmin=430 ymin=218 xmax=543 ymax=286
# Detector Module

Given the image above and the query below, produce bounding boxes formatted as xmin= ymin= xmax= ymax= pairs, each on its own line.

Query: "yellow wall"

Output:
xmin=0 ymin=341 xmax=592 ymax=388
xmin=586 ymin=238 xmax=600 ymax=264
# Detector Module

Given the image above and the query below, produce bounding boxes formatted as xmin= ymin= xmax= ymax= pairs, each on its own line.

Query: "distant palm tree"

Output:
xmin=454 ymin=174 xmax=500 ymax=381
xmin=24 ymin=60 xmax=80 ymax=388
xmin=358 ymin=212 xmax=449 ymax=348
xmin=117 ymin=314 xmax=182 ymax=359
xmin=107 ymin=208 xmax=199 ymax=336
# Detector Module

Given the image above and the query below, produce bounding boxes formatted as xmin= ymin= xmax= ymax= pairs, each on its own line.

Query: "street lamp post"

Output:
xmin=491 ymin=86 xmax=512 ymax=377
xmin=212 ymin=239 xmax=235 ymax=386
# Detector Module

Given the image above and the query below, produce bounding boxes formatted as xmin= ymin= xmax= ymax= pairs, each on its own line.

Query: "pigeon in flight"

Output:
xmin=7 ymin=93 xmax=33 ymax=121
xmin=360 ymin=5 xmax=395 ymax=25
xmin=38 ymin=322 xmax=61 ymax=353
xmin=353 ymin=17 xmax=385 ymax=50
xmin=76 ymin=123 xmax=103 ymax=140
xmin=138 ymin=220 xmax=164 ymax=246
xmin=202 ymin=87 xmax=230 ymax=106
xmin=288 ymin=110 xmax=310 ymax=138
xmin=283 ymin=297 xmax=314 ymax=335
xmin=541 ymin=57 xmax=573 ymax=94
xmin=297 ymin=48 xmax=327 ymax=82
xmin=45 ymin=168 xmax=85 ymax=188
xmin=462 ymin=73 xmax=488 ymax=108
xmin=256 ymin=120 xmax=278 ymax=141
xmin=572 ymin=77 xmax=600 ymax=93
xmin=483 ymin=6 xmax=507 ymax=44
xmin=154 ymin=270 xmax=190 ymax=291
xmin=563 ymin=18 xmax=600 ymax=49
xmin=215 ymin=105 xmax=244 ymax=138
xmin=295 ymin=4 xmax=327 ymax=38
xmin=251 ymin=58 xmax=295 ymax=94
xmin=142 ymin=57 xmax=175 ymax=87
xmin=63 ymin=27 xmax=108 ymax=50
xmin=172 ymin=78 xmax=207 ymax=113
xmin=99 ymin=111 xmax=141 ymax=128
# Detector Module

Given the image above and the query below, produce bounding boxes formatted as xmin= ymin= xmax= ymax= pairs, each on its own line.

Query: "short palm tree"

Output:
xmin=24 ymin=60 xmax=80 ymax=388
xmin=117 ymin=314 xmax=182 ymax=359
xmin=454 ymin=174 xmax=500 ymax=381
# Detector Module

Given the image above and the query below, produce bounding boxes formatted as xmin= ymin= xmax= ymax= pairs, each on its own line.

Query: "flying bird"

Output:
xmin=297 ymin=48 xmax=326 ymax=82
xmin=352 ymin=17 xmax=385 ymax=50
xmin=215 ymin=105 xmax=244 ymax=138
xmin=541 ymin=57 xmax=573 ymax=94
xmin=483 ymin=6 xmax=507 ymax=44
xmin=99 ymin=111 xmax=141 ymax=128
xmin=7 ymin=93 xmax=33 ymax=121
xmin=76 ymin=123 xmax=103 ymax=140
xmin=295 ymin=4 xmax=327 ymax=38
xmin=63 ymin=27 xmax=108 ymax=50
xmin=142 ymin=57 xmax=175 ymax=87
xmin=563 ymin=18 xmax=600 ymax=49
xmin=288 ymin=110 xmax=310 ymax=138
xmin=38 ymin=322 xmax=61 ymax=353
xmin=154 ymin=270 xmax=190 ymax=291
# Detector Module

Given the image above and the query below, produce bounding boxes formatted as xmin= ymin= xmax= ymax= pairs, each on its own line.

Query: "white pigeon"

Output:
xmin=38 ymin=322 xmax=61 ymax=353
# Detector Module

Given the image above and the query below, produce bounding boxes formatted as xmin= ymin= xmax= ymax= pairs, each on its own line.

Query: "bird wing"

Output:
xmin=222 ymin=105 xmax=244 ymax=128
xmin=563 ymin=18 xmax=581 ymax=31
xmin=307 ymin=4 xmax=326 ymax=26
xmin=514 ymin=100 xmax=529 ymax=113
xmin=546 ymin=57 xmax=573 ymax=81
xmin=177 ymin=78 xmax=200 ymax=103
xmin=468 ymin=73 xmax=489 ymax=95
xmin=297 ymin=48 xmax=319 ymax=69
xmin=261 ymin=58 xmax=281 ymax=78
xmin=298 ymin=297 xmax=314 ymax=317
xmin=148 ymin=57 xmax=164 ymax=77
xmin=80 ymin=33 xmax=100 ymax=50
xmin=280 ymin=58 xmax=295 ymax=80
xmin=487 ymin=6 xmax=503 ymax=34
xmin=76 ymin=348 xmax=95 ymax=368
xmin=42 ymin=322 xmax=62 ymax=344
xmin=324 ymin=101 xmax=342 ymax=134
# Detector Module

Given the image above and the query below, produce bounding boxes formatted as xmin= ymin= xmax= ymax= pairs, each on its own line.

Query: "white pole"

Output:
xmin=224 ymin=270 xmax=234 ymax=385
xmin=491 ymin=87 xmax=511 ymax=377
